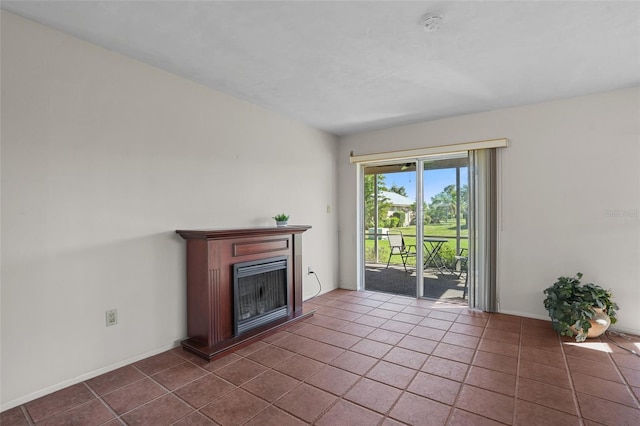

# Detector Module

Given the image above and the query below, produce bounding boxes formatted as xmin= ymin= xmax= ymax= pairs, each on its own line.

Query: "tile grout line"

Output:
xmin=601 ymin=334 xmax=640 ymax=409
xmin=233 ymin=316 xmax=354 ymax=425
xmin=372 ymin=301 xmax=496 ymax=425
xmin=310 ymin=310 xmax=407 ymax=424
xmin=557 ymin=332 xmax=586 ymax=426
xmin=449 ymin=316 xmax=474 ymax=425
xmin=323 ymin=294 xmax=497 ymax=423
xmin=304 ymin=341 xmax=373 ymax=424
xmin=439 ymin=313 xmax=464 ymax=426
xmin=365 ymin=291 xmax=414 ymax=426
xmin=511 ymin=316 xmax=523 ymax=426
xmin=22 ymin=382 xmax=112 ymax=426
xmin=19 ymin=404 xmax=35 ymax=426
xmin=444 ymin=311 xmax=494 ymax=425
xmin=178 ymin=359 xmax=259 ymax=424
xmin=373 ymin=341 xmax=428 ymax=425
xmin=82 ymin=382 xmax=125 ymax=425
xmin=272 ymin=298 xmax=431 ymax=424
xmin=241 ymin=380 xmax=308 ymax=425
xmin=110 ymin=361 xmax=207 ymax=422
xmin=361 ymin=297 xmax=440 ymax=424
xmin=238 ymin=306 xmax=390 ymax=425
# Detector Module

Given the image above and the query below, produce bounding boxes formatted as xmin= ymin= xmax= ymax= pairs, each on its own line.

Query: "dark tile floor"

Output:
xmin=2 ymin=289 xmax=640 ymax=425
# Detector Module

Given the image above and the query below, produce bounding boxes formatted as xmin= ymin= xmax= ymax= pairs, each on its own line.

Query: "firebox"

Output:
xmin=233 ymin=256 xmax=289 ymax=336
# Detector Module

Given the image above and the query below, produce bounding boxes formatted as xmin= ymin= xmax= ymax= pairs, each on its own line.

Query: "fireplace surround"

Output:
xmin=176 ymin=226 xmax=312 ymax=360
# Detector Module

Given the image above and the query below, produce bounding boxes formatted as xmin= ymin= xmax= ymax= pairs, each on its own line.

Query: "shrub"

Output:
xmin=438 ymin=245 xmax=457 ymax=269
xmin=392 ymin=211 xmax=406 ymax=226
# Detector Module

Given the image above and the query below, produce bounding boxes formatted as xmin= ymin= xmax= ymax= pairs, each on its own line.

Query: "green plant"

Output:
xmin=438 ymin=245 xmax=457 ymax=269
xmin=273 ymin=213 xmax=289 ymax=221
xmin=543 ymin=272 xmax=619 ymax=342
xmin=392 ymin=211 xmax=406 ymax=226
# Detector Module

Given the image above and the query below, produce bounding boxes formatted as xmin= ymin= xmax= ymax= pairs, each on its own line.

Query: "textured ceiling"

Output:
xmin=3 ymin=1 xmax=639 ymax=135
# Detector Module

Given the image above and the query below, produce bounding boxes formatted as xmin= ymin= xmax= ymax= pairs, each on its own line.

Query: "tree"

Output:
xmin=364 ymin=175 xmax=392 ymax=229
xmin=459 ymin=184 xmax=469 ymax=220
xmin=428 ymin=183 xmax=469 ymax=222
xmin=389 ymin=184 xmax=408 ymax=197
xmin=410 ymin=201 xmax=429 ymax=225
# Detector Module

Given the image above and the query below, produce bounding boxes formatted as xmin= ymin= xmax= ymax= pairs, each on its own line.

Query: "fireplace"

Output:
xmin=234 ymin=256 xmax=289 ymax=335
xmin=175 ymin=226 xmax=313 ymax=360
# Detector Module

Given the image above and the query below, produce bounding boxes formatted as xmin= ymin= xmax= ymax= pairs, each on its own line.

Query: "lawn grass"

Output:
xmin=366 ymin=219 xmax=468 ymax=267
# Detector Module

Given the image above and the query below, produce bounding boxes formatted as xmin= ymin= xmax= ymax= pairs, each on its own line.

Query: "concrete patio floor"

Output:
xmin=364 ymin=263 xmax=468 ymax=302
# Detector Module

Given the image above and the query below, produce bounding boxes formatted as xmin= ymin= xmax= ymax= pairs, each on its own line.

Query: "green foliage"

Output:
xmin=364 ymin=175 xmax=392 ymax=228
xmin=436 ymin=245 xmax=456 ymax=269
xmin=389 ymin=184 xmax=408 ymax=197
xmin=428 ymin=184 xmax=468 ymax=221
xmin=410 ymin=202 xmax=432 ymax=225
xmin=273 ymin=213 xmax=289 ymax=221
xmin=392 ymin=211 xmax=405 ymax=226
xmin=387 ymin=216 xmax=400 ymax=228
xmin=543 ymin=273 xmax=619 ymax=342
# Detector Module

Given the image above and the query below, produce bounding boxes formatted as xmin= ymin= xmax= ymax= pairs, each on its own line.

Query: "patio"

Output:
xmin=365 ymin=264 xmax=468 ymax=302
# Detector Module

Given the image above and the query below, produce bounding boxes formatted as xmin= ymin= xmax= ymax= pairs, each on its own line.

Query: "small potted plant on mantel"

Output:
xmin=273 ymin=213 xmax=290 ymax=227
xmin=543 ymin=272 xmax=619 ymax=342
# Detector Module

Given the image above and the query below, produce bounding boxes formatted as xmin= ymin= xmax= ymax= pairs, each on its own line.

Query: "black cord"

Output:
xmin=304 ymin=271 xmax=322 ymax=301
xmin=606 ymin=330 xmax=640 ymax=357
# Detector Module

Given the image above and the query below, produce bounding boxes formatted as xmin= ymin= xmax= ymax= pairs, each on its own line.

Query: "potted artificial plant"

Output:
xmin=273 ymin=213 xmax=289 ymax=227
xmin=543 ymin=272 xmax=619 ymax=342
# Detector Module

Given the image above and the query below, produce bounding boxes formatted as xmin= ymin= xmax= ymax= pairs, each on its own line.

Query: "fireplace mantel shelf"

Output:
xmin=176 ymin=225 xmax=313 ymax=360
xmin=176 ymin=225 xmax=311 ymax=241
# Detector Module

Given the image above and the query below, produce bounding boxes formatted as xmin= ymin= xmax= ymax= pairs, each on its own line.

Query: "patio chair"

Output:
xmin=455 ymin=248 xmax=468 ymax=278
xmin=386 ymin=232 xmax=417 ymax=272
xmin=455 ymin=248 xmax=469 ymax=297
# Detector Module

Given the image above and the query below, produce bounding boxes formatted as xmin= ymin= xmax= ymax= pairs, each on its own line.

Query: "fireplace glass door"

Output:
xmin=233 ymin=256 xmax=289 ymax=335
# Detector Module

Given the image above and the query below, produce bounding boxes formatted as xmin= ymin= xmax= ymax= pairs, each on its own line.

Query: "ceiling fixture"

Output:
xmin=422 ymin=13 xmax=444 ymax=32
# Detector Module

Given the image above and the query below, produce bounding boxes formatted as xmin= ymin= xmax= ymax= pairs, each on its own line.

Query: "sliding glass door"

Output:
xmin=422 ymin=154 xmax=469 ymax=301
xmin=363 ymin=154 xmax=469 ymax=302
xmin=363 ymin=164 xmax=418 ymax=297
xmin=354 ymin=139 xmax=505 ymax=310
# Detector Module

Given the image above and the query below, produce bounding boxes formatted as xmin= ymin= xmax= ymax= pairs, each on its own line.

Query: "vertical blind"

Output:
xmin=468 ymin=148 xmax=498 ymax=312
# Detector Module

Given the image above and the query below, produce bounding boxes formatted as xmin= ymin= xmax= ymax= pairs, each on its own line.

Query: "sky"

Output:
xmin=385 ymin=167 xmax=468 ymax=203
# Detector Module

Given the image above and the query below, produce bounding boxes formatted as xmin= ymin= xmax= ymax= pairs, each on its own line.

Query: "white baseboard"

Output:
xmin=498 ymin=309 xmax=640 ymax=337
xmin=497 ymin=309 xmax=549 ymax=321
xmin=1 ymin=341 xmax=182 ymax=412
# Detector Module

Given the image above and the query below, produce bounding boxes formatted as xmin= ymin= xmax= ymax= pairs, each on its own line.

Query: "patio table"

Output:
xmin=423 ymin=237 xmax=451 ymax=275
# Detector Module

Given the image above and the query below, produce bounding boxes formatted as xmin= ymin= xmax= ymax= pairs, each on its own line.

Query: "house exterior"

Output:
xmin=379 ymin=190 xmax=414 ymax=227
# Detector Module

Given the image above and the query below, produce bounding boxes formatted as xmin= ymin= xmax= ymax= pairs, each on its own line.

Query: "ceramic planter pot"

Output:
xmin=570 ymin=308 xmax=611 ymax=339
xmin=276 ymin=221 xmax=288 ymax=227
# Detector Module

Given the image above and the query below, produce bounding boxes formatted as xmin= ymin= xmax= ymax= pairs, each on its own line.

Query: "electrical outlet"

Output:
xmin=308 ymin=267 xmax=313 ymax=275
xmin=106 ymin=309 xmax=118 ymax=327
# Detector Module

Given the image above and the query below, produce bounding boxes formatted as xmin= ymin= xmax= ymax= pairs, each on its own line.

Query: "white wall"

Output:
xmin=338 ymin=87 xmax=640 ymax=335
xmin=1 ymin=11 xmax=338 ymax=409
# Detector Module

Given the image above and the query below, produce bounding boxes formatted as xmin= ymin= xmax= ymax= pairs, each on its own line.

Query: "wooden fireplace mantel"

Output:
xmin=176 ymin=225 xmax=312 ymax=240
xmin=176 ymin=225 xmax=313 ymax=360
